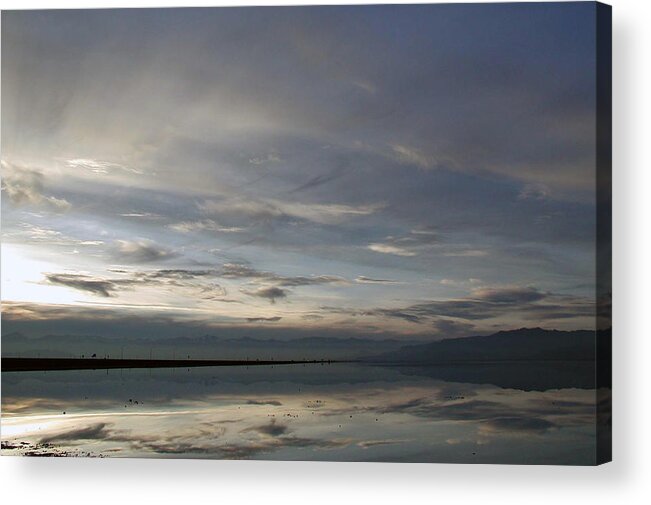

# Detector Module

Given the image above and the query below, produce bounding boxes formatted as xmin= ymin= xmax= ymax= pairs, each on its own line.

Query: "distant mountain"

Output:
xmin=365 ymin=328 xmax=610 ymax=363
xmin=1 ymin=332 xmax=417 ymax=360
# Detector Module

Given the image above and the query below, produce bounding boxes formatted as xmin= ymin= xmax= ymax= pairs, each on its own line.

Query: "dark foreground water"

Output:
xmin=1 ymin=362 xmax=609 ymax=464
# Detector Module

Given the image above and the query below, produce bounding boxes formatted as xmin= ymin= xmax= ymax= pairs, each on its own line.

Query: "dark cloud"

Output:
xmin=480 ymin=416 xmax=556 ymax=435
xmin=40 ymin=423 xmax=112 ymax=444
xmin=287 ymin=158 xmax=352 ymax=194
xmin=324 ymin=285 xmax=593 ymax=326
xmin=430 ymin=319 xmax=476 ymax=337
xmin=357 ymin=439 xmax=408 ymax=449
xmin=472 ymin=286 xmax=546 ymax=304
xmin=245 ymin=400 xmax=282 ymax=406
xmin=137 ymin=269 xmax=218 ymax=280
xmin=245 ymin=316 xmax=282 ymax=323
xmin=242 ymin=419 xmax=288 ymax=437
xmin=247 ymin=286 xmax=288 ymax=304
xmin=43 ymin=270 xmax=226 ymax=299
xmin=355 ymin=276 xmax=398 ymax=284
xmin=1 ymin=301 xmax=405 ymax=342
xmin=45 ymin=274 xmax=132 ymax=297
xmin=220 ymin=263 xmax=345 ymax=287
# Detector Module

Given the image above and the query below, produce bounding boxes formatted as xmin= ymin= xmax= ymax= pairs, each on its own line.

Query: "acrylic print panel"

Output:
xmin=0 ymin=2 xmax=611 ymax=465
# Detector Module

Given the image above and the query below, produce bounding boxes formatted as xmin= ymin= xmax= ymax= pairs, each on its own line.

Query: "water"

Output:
xmin=0 ymin=362 xmax=607 ymax=464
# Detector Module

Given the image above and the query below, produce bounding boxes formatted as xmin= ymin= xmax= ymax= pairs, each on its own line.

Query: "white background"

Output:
xmin=0 ymin=0 xmax=649 ymax=503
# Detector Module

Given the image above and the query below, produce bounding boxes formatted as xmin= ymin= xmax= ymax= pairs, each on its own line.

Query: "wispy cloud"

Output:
xmin=201 ymin=198 xmax=383 ymax=225
xmin=518 ymin=183 xmax=551 ymax=201
xmin=169 ymin=219 xmax=245 ymax=234
xmin=4 ymin=223 xmax=103 ymax=248
xmin=248 ymin=152 xmax=281 ymax=165
xmin=391 ymin=144 xmax=436 ymax=169
xmin=1 ymin=161 xmax=71 ymax=211
xmin=65 ymin=158 xmax=142 ymax=175
xmin=220 ymin=263 xmax=346 ymax=287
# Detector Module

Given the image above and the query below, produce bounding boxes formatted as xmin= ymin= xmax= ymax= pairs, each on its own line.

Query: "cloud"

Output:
xmin=220 ymin=263 xmax=346 ymax=287
xmin=4 ymin=223 xmax=104 ymax=248
xmin=245 ymin=316 xmax=282 ymax=323
xmin=248 ymin=152 xmax=281 ymax=165
xmin=42 ymin=268 xmax=229 ymax=300
xmin=169 ymin=219 xmax=245 ymax=233
xmin=40 ymin=423 xmax=112 ymax=444
xmin=65 ymin=158 xmax=142 ymax=175
xmin=45 ymin=273 xmax=129 ymax=297
xmin=245 ymin=400 xmax=282 ymax=406
xmin=246 ymin=286 xmax=288 ymax=304
xmin=364 ymin=396 xmax=563 ymax=437
xmin=379 ymin=286 xmax=549 ymax=321
xmin=131 ymin=269 xmax=218 ymax=280
xmin=1 ymin=5 xmax=600 ymax=344
xmin=38 ymin=261 xmax=347 ymax=304
xmin=114 ymin=240 xmax=177 ymax=263
xmin=391 ymin=144 xmax=436 ymax=169
xmin=367 ymin=229 xmax=440 ymax=257
xmin=479 ymin=416 xmax=556 ymax=435
xmin=242 ymin=419 xmax=288 ymax=437
xmin=287 ymin=158 xmax=352 ymax=194
xmin=325 ymin=285 xmax=593 ymax=326
xmin=1 ymin=161 xmax=71 ymax=211
xmin=355 ymin=276 xmax=398 ymax=284
xmin=33 ymin=417 xmax=350 ymax=459
xmin=368 ymin=243 xmax=416 ymax=257
xmin=120 ymin=212 xmax=162 ymax=219
xmin=442 ymin=249 xmax=489 ymax=258
xmin=471 ymin=286 xmax=546 ymax=304
xmin=357 ymin=439 xmax=408 ymax=449
xmin=430 ymin=318 xmax=476 ymax=337
xmin=440 ymin=278 xmax=483 ymax=286
xmin=201 ymin=198 xmax=382 ymax=225
xmin=518 ymin=183 xmax=551 ymax=201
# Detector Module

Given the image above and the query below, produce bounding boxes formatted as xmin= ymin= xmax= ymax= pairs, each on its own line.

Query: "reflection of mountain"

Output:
xmin=391 ymin=362 xmax=598 ymax=391
xmin=367 ymin=328 xmax=611 ymax=364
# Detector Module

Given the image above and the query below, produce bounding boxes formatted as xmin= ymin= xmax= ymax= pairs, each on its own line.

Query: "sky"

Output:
xmin=1 ymin=3 xmax=601 ymax=342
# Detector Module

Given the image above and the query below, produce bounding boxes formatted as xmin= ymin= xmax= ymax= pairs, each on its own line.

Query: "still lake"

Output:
xmin=1 ymin=362 xmax=606 ymax=464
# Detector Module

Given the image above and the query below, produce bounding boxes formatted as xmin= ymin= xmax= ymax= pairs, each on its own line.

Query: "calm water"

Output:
xmin=1 ymin=362 xmax=607 ymax=464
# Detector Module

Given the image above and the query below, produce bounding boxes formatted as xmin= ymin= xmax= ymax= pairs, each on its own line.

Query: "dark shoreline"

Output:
xmin=1 ymin=357 xmax=341 ymax=372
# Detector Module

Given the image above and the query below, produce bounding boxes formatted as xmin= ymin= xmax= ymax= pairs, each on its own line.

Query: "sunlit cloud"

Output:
xmin=65 ymin=158 xmax=143 ymax=175
xmin=113 ymin=240 xmax=177 ymax=263
xmin=368 ymin=243 xmax=417 ymax=257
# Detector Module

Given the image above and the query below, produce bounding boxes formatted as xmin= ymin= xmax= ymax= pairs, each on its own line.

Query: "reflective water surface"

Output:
xmin=1 ymin=362 xmax=607 ymax=464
